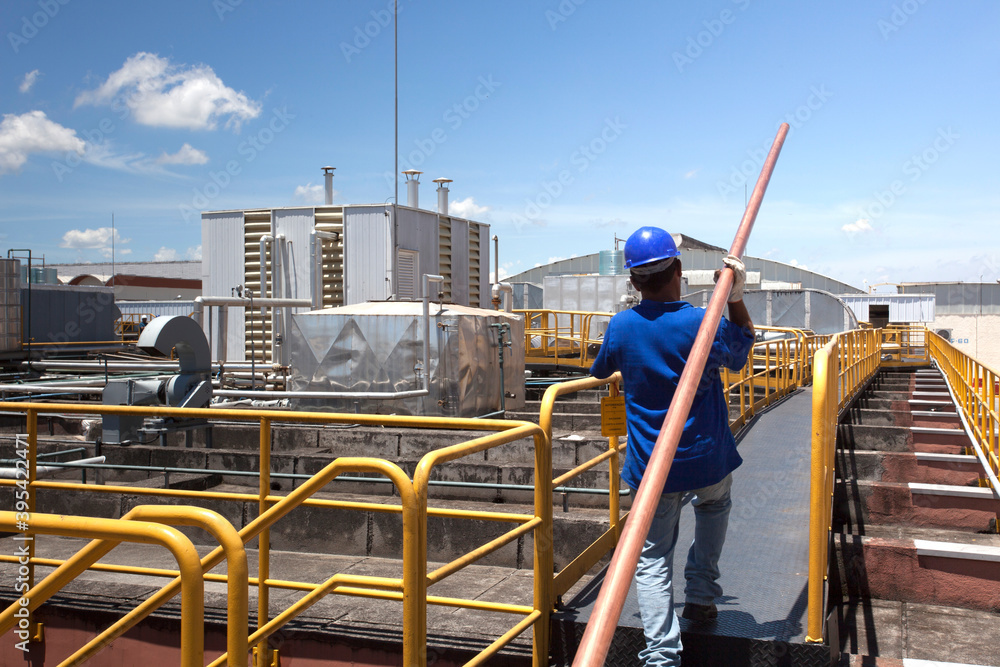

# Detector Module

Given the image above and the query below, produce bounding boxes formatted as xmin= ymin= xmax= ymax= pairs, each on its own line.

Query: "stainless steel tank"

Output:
xmin=287 ymin=301 xmax=525 ymax=417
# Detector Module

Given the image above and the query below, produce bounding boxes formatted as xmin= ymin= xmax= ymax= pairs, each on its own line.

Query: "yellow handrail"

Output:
xmin=805 ymin=328 xmax=881 ymax=643
xmin=3 ymin=505 xmax=248 ymax=666
xmin=517 ymin=308 xmax=613 ymax=369
xmin=0 ymin=402 xmax=552 ymax=666
xmin=926 ymin=331 xmax=1000 ymax=498
xmin=0 ymin=511 xmax=206 ymax=667
xmin=0 ymin=316 xmax=871 ymax=664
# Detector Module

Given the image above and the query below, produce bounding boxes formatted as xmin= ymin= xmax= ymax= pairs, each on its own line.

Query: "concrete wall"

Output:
xmin=929 ymin=313 xmax=1000 ymax=372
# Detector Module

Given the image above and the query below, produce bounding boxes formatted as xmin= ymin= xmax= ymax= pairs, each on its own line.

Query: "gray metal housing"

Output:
xmin=287 ymin=301 xmax=525 ymax=417
xmin=0 ymin=260 xmax=21 ymax=354
xmin=684 ymin=288 xmax=859 ymax=334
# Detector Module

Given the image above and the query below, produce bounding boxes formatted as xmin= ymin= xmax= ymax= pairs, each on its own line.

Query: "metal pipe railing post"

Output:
xmin=573 ymin=123 xmax=789 ymax=666
xmin=257 ymin=417 xmax=271 ymax=665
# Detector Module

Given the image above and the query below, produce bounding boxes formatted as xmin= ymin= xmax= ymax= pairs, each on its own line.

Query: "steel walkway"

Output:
xmin=552 ymin=387 xmax=831 ymax=666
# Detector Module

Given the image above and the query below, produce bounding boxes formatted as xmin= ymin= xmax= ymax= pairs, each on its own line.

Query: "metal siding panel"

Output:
xmin=397 ymin=209 xmax=439 ymax=297
xmin=202 ymin=211 xmax=246 ymax=360
xmin=344 ymin=206 xmax=391 ymax=304
xmin=116 ymin=301 xmax=197 ymax=318
xmin=273 ymin=208 xmax=316 ymax=308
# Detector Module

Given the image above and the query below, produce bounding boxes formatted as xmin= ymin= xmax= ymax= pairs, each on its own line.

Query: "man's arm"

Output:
xmin=726 ymin=298 xmax=754 ymax=337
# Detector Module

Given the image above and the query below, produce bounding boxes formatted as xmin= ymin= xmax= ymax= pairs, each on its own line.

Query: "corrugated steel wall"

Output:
xmin=396 ymin=208 xmax=441 ymax=299
xmin=899 ymin=283 xmax=1000 ymax=315
xmin=202 ymin=210 xmax=246 ymax=361
xmin=117 ymin=301 xmax=197 ymax=318
xmin=838 ymin=294 xmax=936 ymax=323
xmin=344 ymin=206 xmax=392 ymax=304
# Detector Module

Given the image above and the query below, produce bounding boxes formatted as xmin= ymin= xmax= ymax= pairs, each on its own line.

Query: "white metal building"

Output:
xmin=201 ymin=178 xmax=490 ymax=363
xmin=837 ymin=293 xmax=936 ymax=326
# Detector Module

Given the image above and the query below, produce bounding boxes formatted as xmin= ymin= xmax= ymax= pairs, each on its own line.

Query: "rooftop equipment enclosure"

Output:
xmin=287 ymin=301 xmax=524 ymax=417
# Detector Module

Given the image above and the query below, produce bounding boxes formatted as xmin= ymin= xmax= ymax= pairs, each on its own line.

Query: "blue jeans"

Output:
xmin=633 ymin=474 xmax=733 ymax=667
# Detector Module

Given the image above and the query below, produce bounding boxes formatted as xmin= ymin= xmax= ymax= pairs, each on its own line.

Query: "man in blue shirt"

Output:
xmin=590 ymin=226 xmax=754 ymax=667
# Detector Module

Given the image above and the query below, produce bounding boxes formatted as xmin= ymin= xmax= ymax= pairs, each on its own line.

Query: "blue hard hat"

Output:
xmin=623 ymin=226 xmax=680 ymax=269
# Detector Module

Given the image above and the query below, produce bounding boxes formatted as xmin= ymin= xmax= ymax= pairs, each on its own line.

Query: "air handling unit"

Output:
xmin=200 ymin=168 xmax=491 ymax=368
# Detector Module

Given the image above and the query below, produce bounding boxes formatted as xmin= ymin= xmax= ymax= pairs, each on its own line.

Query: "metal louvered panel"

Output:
xmin=397 ymin=249 xmax=418 ymax=300
xmin=315 ymin=207 xmax=344 ymax=308
xmin=468 ymin=225 xmax=481 ymax=307
xmin=243 ymin=210 xmax=272 ymax=364
xmin=439 ymin=220 xmax=452 ymax=302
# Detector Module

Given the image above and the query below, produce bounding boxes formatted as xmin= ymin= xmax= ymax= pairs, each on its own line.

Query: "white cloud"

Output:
xmin=19 ymin=70 xmax=40 ymax=93
xmin=153 ymin=245 xmax=202 ymax=262
xmin=294 ymin=182 xmax=329 ymax=204
xmin=450 ymin=196 xmax=489 ymax=219
xmin=0 ymin=111 xmax=85 ymax=173
xmin=156 ymin=143 xmax=208 ymax=165
xmin=789 ymin=259 xmax=809 ymax=271
xmin=60 ymin=227 xmax=130 ymax=258
xmin=75 ymin=52 xmax=261 ymax=131
xmin=684 ymin=168 xmax=700 ymax=179
xmin=841 ymin=218 xmax=873 ymax=236
xmin=153 ymin=247 xmax=179 ymax=261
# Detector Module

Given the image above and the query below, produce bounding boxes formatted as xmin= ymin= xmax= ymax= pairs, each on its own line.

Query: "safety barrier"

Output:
xmin=0 ymin=403 xmax=550 ymax=666
xmin=927 ymin=332 xmax=1000 ymax=502
xmin=722 ymin=327 xmax=828 ymax=432
xmin=517 ymin=309 xmax=613 ymax=370
xmin=880 ymin=324 xmax=929 ymax=365
xmin=805 ymin=328 xmax=882 ymax=643
xmin=0 ymin=319 xmax=833 ymax=665
xmin=0 ymin=505 xmax=247 ymax=666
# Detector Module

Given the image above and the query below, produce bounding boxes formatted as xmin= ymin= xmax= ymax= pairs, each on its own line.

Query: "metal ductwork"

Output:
xmin=103 ymin=315 xmax=214 ymax=444
xmin=433 ymin=177 xmax=452 ymax=215
xmin=403 ymin=169 xmax=422 ymax=208
xmin=322 ymin=166 xmax=336 ymax=205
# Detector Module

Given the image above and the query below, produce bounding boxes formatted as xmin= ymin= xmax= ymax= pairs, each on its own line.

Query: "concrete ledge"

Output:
xmin=834 ymin=480 xmax=996 ymax=532
xmin=839 ymin=423 xmax=913 ymax=452
xmin=913 ymin=539 xmax=1000 ymax=563
xmin=836 ymin=450 xmax=981 ymax=486
xmin=834 ymin=534 xmax=1000 ymax=611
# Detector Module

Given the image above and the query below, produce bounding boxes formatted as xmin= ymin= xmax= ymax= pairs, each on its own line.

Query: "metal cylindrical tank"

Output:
xmin=44 ymin=267 xmax=58 ymax=284
xmin=287 ymin=301 xmax=525 ymax=417
xmin=598 ymin=249 xmax=625 ymax=275
xmin=0 ymin=260 xmax=22 ymax=353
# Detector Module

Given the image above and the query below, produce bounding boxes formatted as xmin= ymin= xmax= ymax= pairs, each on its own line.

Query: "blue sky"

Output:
xmin=1 ymin=0 xmax=998 ymax=290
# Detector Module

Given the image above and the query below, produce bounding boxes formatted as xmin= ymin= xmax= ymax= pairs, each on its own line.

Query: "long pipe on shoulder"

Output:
xmin=573 ymin=123 xmax=790 ymax=666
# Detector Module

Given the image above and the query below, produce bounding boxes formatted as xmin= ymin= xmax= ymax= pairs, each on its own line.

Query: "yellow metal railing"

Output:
xmin=114 ymin=313 xmax=153 ymax=341
xmin=880 ymin=324 xmax=929 ymax=365
xmin=927 ymin=331 xmax=1000 ymax=500
xmin=0 ymin=508 xmax=213 ymax=667
xmin=805 ymin=328 xmax=882 ymax=643
xmin=0 ymin=403 xmax=550 ymax=667
xmin=538 ymin=327 xmax=823 ymax=600
xmin=517 ymin=309 xmax=612 ymax=369
xmin=540 ymin=375 xmax=628 ymax=601
xmin=0 ymin=318 xmax=852 ymax=664
xmin=722 ymin=327 xmax=827 ymax=432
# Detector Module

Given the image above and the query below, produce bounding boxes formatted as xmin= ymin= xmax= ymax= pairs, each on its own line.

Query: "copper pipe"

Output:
xmin=573 ymin=123 xmax=790 ymax=666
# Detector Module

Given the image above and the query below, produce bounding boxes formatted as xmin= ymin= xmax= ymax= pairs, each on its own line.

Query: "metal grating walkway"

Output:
xmin=552 ymin=387 xmax=831 ymax=666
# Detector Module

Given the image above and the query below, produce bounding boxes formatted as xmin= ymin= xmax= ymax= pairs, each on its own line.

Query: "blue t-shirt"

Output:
xmin=589 ymin=300 xmax=754 ymax=493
